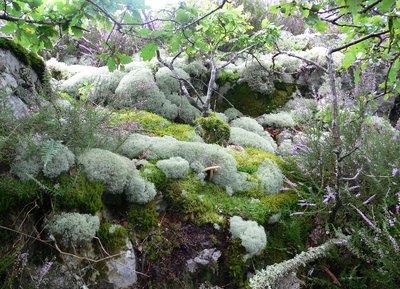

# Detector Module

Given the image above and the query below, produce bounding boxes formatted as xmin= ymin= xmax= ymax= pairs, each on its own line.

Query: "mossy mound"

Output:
xmin=0 ymin=37 xmax=46 ymax=83
xmin=97 ymin=223 xmax=128 ymax=254
xmin=163 ymin=174 xmax=297 ymax=225
xmin=111 ymin=110 xmax=201 ymax=141
xmin=216 ymin=82 xmax=296 ymax=117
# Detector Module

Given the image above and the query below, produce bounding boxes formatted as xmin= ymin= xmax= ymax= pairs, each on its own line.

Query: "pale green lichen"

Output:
xmin=229 ymin=216 xmax=267 ymax=259
xmin=156 ymin=157 xmax=190 ymax=179
xmin=229 ymin=127 xmax=277 ymax=153
xmin=231 ymin=117 xmax=265 ymax=135
xmin=224 ymin=107 xmax=244 ymax=121
xmin=256 ymin=159 xmax=284 ymax=195
xmin=60 ymin=66 xmax=125 ymax=104
xmin=47 ymin=212 xmax=100 ymax=248
xmin=249 ymin=239 xmax=344 ymax=289
xmin=257 ymin=112 xmax=296 ymax=128
xmin=78 ymin=148 xmax=156 ymax=203
xmin=119 ymin=134 xmax=250 ymax=192
xmin=42 ymin=144 xmax=75 ymax=178
xmin=114 ymin=68 xmax=178 ymax=120
xmin=155 ymin=67 xmax=190 ymax=95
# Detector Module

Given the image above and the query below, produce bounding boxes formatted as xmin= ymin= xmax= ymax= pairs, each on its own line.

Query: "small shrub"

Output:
xmin=156 ymin=157 xmax=190 ymax=179
xmin=229 ymin=216 xmax=267 ymax=259
xmin=195 ymin=114 xmax=231 ymax=145
xmin=47 ymin=212 xmax=100 ymax=248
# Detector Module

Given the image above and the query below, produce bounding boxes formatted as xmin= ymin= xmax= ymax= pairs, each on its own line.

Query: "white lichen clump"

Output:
xmin=115 ymin=68 xmax=178 ymax=120
xmin=256 ymin=159 xmax=284 ymax=195
xmin=231 ymin=117 xmax=265 ymax=135
xmin=47 ymin=212 xmax=100 ymax=248
xmin=156 ymin=157 xmax=190 ymax=179
xmin=257 ymin=112 xmax=296 ymax=128
xmin=119 ymin=134 xmax=251 ymax=192
xmin=229 ymin=127 xmax=277 ymax=153
xmin=78 ymin=148 xmax=156 ymax=204
xmin=229 ymin=216 xmax=267 ymax=259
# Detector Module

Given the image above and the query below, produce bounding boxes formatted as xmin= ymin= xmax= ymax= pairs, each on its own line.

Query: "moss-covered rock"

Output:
xmin=217 ymin=82 xmax=296 ymax=117
xmin=195 ymin=114 xmax=231 ymax=146
xmin=97 ymin=223 xmax=128 ymax=254
xmin=0 ymin=37 xmax=46 ymax=83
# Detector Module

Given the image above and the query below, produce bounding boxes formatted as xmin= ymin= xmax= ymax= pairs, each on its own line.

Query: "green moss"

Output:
xmin=128 ymin=201 xmax=159 ymax=237
xmin=0 ymin=37 xmax=46 ymax=83
xmin=111 ymin=110 xmax=198 ymax=141
xmin=231 ymin=147 xmax=284 ymax=169
xmin=216 ymin=82 xmax=295 ymax=117
xmin=0 ymin=175 xmax=39 ymax=216
xmin=217 ymin=71 xmax=240 ymax=85
xmin=195 ymin=114 xmax=230 ymax=145
xmin=140 ymin=163 xmax=167 ymax=189
xmin=97 ymin=223 xmax=128 ymax=254
xmin=60 ymin=92 xmax=77 ymax=106
xmin=237 ymin=165 xmax=258 ymax=174
xmin=222 ymin=239 xmax=249 ymax=288
xmin=0 ymin=253 xmax=16 ymax=286
xmin=57 ymin=172 xmax=104 ymax=214
xmin=163 ymin=175 xmax=297 ymax=225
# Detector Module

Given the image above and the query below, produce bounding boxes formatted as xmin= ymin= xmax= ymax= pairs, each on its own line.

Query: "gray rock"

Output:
xmin=1 ymin=95 xmax=29 ymax=119
xmin=186 ymin=248 xmax=222 ymax=273
xmin=106 ymin=240 xmax=137 ymax=289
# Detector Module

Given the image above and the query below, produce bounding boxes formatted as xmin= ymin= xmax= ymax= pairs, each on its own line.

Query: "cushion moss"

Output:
xmin=111 ymin=110 xmax=200 ymax=141
xmin=163 ymin=174 xmax=297 ymax=225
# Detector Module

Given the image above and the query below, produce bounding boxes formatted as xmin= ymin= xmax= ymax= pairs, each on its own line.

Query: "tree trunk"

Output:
xmin=203 ymin=52 xmax=217 ymax=116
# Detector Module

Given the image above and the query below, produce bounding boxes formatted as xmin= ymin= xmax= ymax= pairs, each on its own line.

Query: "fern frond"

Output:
xmin=41 ymin=139 xmax=63 ymax=168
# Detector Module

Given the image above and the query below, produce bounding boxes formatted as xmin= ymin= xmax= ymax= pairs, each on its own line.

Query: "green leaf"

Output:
xmin=107 ymin=58 xmax=116 ymax=72
xmin=137 ymin=28 xmax=151 ymax=37
xmin=140 ymin=43 xmax=158 ymax=61
xmin=379 ymin=0 xmax=395 ymax=13
xmin=354 ymin=66 xmax=361 ymax=84
xmin=119 ymin=54 xmax=132 ymax=65
xmin=1 ymin=22 xmax=17 ymax=34
xmin=342 ymin=49 xmax=357 ymax=69
xmin=314 ymin=20 xmax=327 ymax=32
xmin=71 ymin=26 xmax=83 ymax=38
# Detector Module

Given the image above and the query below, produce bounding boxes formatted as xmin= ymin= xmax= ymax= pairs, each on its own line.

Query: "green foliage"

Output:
xmin=231 ymin=147 xmax=283 ymax=168
xmin=0 ymin=175 xmax=39 ymax=216
xmin=0 ymin=37 xmax=46 ymax=82
xmin=57 ymin=172 xmax=104 ymax=214
xmin=97 ymin=223 xmax=128 ymax=254
xmin=128 ymin=202 xmax=159 ymax=236
xmin=195 ymin=114 xmax=231 ymax=146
